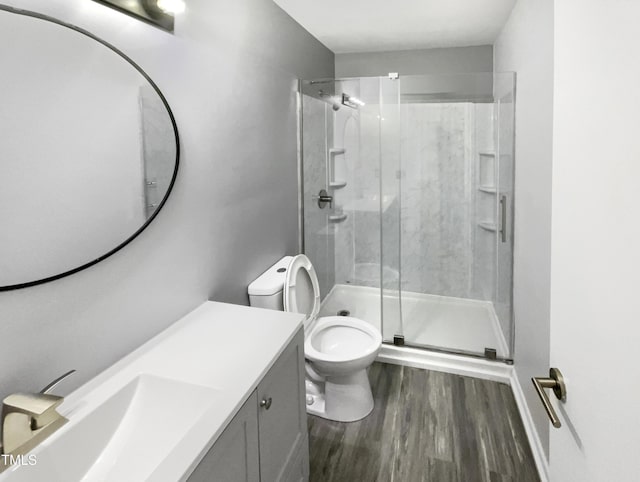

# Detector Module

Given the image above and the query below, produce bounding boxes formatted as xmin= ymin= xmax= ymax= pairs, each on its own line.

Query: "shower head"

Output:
xmin=341 ymin=93 xmax=365 ymax=109
xmin=318 ymin=90 xmax=341 ymax=111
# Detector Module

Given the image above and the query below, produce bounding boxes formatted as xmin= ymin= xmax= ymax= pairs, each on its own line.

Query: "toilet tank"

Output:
xmin=248 ymin=256 xmax=293 ymax=311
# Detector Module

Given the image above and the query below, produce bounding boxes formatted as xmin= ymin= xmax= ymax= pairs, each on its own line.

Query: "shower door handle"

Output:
xmin=532 ymin=368 xmax=566 ymax=428
xmin=499 ymin=195 xmax=507 ymax=243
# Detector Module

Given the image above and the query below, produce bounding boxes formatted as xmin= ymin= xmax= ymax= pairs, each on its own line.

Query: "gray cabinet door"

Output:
xmin=257 ymin=328 xmax=309 ymax=482
xmin=187 ymin=392 xmax=260 ymax=482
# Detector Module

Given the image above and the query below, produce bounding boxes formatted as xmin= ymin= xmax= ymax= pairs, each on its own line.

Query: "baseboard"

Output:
xmin=509 ymin=369 xmax=550 ymax=482
xmin=377 ymin=345 xmax=550 ymax=481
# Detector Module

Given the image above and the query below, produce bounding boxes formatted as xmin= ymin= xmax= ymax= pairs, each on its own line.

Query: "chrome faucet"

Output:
xmin=0 ymin=370 xmax=75 ymax=472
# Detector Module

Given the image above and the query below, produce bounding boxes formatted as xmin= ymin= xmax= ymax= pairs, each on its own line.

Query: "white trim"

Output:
xmin=509 ymin=368 xmax=550 ymax=482
xmin=377 ymin=345 xmax=549 ymax=481
xmin=377 ymin=344 xmax=512 ymax=383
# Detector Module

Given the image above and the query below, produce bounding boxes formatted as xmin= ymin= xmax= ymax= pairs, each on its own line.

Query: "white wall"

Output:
xmin=493 ymin=0 xmax=554 ymax=460
xmin=0 ymin=0 xmax=333 ymax=402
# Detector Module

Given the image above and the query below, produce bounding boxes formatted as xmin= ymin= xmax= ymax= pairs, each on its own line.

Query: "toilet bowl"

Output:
xmin=248 ymin=255 xmax=382 ymax=422
xmin=304 ymin=315 xmax=381 ymax=421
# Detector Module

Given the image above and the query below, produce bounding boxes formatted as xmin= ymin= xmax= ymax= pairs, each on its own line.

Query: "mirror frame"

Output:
xmin=0 ymin=4 xmax=180 ymax=291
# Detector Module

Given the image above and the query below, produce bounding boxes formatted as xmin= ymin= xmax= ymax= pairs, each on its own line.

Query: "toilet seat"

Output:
xmin=283 ymin=254 xmax=321 ymax=322
xmin=305 ymin=316 xmax=382 ymax=363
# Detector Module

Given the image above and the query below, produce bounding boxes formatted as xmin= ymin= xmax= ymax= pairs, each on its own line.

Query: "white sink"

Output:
xmin=2 ymin=375 xmax=221 ymax=482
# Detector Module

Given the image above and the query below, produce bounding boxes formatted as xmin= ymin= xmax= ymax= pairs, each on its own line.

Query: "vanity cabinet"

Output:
xmin=186 ymin=392 xmax=260 ymax=482
xmin=187 ymin=328 xmax=309 ymax=482
xmin=257 ymin=328 xmax=308 ymax=482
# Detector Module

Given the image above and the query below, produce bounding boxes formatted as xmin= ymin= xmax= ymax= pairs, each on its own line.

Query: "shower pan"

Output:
xmin=298 ymin=72 xmax=516 ymax=363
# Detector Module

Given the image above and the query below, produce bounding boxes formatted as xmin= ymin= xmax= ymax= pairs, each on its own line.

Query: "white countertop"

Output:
xmin=1 ymin=301 xmax=304 ymax=482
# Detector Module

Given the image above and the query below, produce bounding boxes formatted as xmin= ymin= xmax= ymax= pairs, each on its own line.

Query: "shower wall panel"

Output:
xmin=332 ymin=79 xmax=384 ymax=289
xmin=330 ymin=101 xmax=494 ymax=299
xmin=472 ymin=103 xmax=497 ymax=302
xmin=332 ymin=107 xmax=358 ymax=287
xmin=399 ymin=103 xmax=477 ymax=298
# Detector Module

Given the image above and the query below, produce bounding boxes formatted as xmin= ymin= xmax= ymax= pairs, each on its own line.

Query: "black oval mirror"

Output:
xmin=0 ymin=5 xmax=179 ymax=290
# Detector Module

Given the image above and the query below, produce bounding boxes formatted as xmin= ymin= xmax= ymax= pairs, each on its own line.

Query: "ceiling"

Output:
xmin=273 ymin=0 xmax=517 ymax=54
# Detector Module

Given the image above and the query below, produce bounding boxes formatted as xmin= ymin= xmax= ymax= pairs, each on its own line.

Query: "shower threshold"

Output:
xmin=319 ymin=284 xmax=511 ymax=361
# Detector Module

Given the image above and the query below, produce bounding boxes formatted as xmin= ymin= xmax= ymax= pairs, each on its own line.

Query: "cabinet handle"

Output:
xmin=260 ymin=397 xmax=273 ymax=410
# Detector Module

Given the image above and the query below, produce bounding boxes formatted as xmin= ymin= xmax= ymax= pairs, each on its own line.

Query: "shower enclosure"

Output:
xmin=298 ymin=72 xmax=516 ymax=362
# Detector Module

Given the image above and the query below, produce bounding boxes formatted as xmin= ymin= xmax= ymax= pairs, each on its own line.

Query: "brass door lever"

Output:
xmin=532 ymin=368 xmax=566 ymax=428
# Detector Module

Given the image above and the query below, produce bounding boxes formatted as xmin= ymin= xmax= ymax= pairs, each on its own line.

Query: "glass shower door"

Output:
xmin=299 ymin=77 xmax=386 ymax=335
xmin=299 ymin=81 xmax=335 ymax=300
xmin=389 ymin=72 xmax=516 ymax=360
xmin=378 ymin=77 xmax=403 ymax=344
xmin=494 ymin=72 xmax=516 ymax=358
xmin=332 ymin=77 xmax=384 ymax=331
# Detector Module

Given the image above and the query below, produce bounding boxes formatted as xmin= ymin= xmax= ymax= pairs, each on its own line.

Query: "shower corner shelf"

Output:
xmin=478 ymin=221 xmax=497 ymax=232
xmin=330 ymin=180 xmax=347 ymax=189
xmin=479 ymin=151 xmax=496 ymax=157
xmin=329 ymin=213 xmax=348 ymax=223
xmin=478 ymin=185 xmax=497 ymax=194
xmin=329 ymin=148 xmax=346 ymax=155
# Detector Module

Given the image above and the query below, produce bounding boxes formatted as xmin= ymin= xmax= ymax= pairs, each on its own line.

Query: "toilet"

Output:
xmin=248 ymin=255 xmax=382 ymax=422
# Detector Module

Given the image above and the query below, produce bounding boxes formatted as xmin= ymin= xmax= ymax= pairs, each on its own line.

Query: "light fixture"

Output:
xmin=156 ymin=0 xmax=185 ymax=14
xmin=92 ymin=0 xmax=178 ymax=32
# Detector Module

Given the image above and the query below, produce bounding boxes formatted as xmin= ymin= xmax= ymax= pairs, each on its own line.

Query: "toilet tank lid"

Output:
xmin=248 ymin=256 xmax=294 ymax=296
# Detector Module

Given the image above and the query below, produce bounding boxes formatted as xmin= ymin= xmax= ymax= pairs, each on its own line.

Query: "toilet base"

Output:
xmin=305 ymin=369 xmax=374 ymax=422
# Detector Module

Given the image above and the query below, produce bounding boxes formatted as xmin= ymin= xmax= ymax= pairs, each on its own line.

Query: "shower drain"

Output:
xmin=337 ymin=310 xmax=350 ymax=317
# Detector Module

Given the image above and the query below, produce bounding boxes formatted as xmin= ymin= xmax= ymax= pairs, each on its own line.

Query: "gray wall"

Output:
xmin=335 ymin=45 xmax=493 ymax=78
xmin=0 ymin=0 xmax=333 ymax=402
xmin=494 ymin=0 xmax=554 ymax=460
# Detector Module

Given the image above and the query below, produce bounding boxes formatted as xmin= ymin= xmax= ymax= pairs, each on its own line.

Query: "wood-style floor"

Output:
xmin=308 ymin=362 xmax=540 ymax=482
